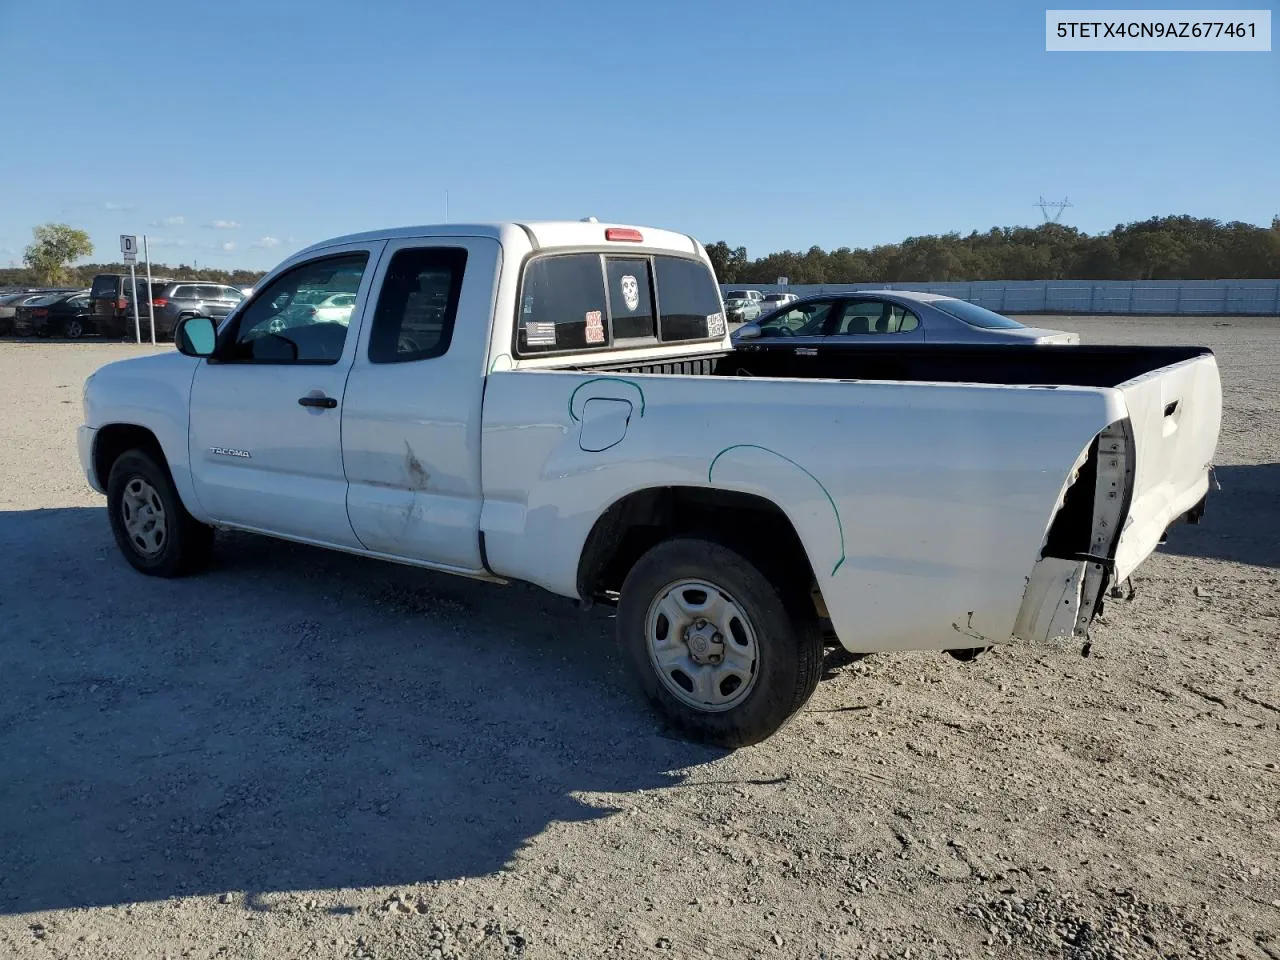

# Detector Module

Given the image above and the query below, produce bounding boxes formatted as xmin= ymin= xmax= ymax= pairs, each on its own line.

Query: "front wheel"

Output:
xmin=617 ymin=537 xmax=822 ymax=747
xmin=106 ymin=450 xmax=214 ymax=577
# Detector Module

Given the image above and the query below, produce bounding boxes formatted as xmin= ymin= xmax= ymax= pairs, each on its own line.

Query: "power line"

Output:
xmin=1034 ymin=196 xmax=1073 ymax=223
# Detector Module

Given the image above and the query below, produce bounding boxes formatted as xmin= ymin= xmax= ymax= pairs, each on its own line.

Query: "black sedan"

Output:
xmin=14 ymin=291 xmax=93 ymax=338
xmin=0 ymin=290 xmax=69 ymax=335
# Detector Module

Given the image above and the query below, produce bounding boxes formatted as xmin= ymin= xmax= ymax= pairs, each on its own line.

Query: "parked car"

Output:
xmin=126 ymin=281 xmax=246 ymax=340
xmin=722 ymin=289 xmax=764 ymax=323
xmin=759 ymin=292 xmax=798 ymax=312
xmin=89 ymin=273 xmax=174 ymax=338
xmin=0 ymin=290 xmax=70 ymax=335
xmin=13 ymin=290 xmax=92 ymax=337
xmin=734 ymin=290 xmax=1079 ymax=346
xmin=79 ymin=220 xmax=1220 ymax=747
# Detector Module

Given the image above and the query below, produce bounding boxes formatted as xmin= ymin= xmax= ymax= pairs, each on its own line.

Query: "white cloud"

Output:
xmin=251 ymin=236 xmax=282 ymax=249
xmin=207 ymin=220 xmax=240 ymax=229
xmin=149 ymin=215 xmax=185 ymax=227
xmin=104 ymin=201 xmax=134 ymax=212
xmin=220 ymin=241 xmax=237 ymax=253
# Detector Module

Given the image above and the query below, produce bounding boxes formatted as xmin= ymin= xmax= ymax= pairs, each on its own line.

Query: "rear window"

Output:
xmin=929 ymin=298 xmax=1025 ymax=330
xmin=90 ymin=276 xmax=119 ymax=298
xmin=605 ymin=258 xmax=655 ymax=340
xmin=517 ymin=253 xmax=724 ymax=355
xmin=655 ymin=256 xmax=724 ymax=341
xmin=518 ymin=254 xmax=610 ymax=354
xmin=725 ymin=291 xmax=749 ymax=300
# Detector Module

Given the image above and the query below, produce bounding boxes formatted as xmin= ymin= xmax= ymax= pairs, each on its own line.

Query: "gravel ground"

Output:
xmin=0 ymin=316 xmax=1276 ymax=960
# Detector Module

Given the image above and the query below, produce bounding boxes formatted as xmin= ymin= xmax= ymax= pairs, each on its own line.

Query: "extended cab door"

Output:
xmin=187 ymin=242 xmax=385 ymax=547
xmin=340 ymin=236 xmax=501 ymax=573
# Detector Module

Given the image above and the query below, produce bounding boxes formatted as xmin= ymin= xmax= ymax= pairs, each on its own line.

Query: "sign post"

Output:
xmin=120 ymin=235 xmax=140 ymax=343
xmin=143 ymin=234 xmax=156 ymax=344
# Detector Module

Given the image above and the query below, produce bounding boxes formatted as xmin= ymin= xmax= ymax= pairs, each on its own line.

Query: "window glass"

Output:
xmin=368 ymin=247 xmax=467 ymax=363
xmin=229 ymin=253 xmax=368 ymax=363
xmin=223 ymin=286 xmax=245 ymax=301
xmin=759 ymin=300 xmax=834 ymax=336
xmin=90 ymin=276 xmax=118 ymax=298
xmin=929 ymin=297 xmax=1024 ymax=329
xmin=655 ymin=256 xmax=723 ymax=341
xmin=605 ymin=258 xmax=655 ymax=340
xmin=836 ymin=300 xmax=890 ymax=335
xmin=518 ymin=254 xmax=608 ymax=354
xmin=891 ymin=306 xmax=919 ymax=332
xmin=173 ymin=285 xmax=198 ymax=299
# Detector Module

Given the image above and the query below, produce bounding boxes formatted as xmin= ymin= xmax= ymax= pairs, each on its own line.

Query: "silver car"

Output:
xmin=733 ymin=290 xmax=1078 ymax=346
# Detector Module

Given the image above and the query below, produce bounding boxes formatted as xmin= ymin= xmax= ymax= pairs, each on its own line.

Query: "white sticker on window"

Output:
xmin=707 ymin=311 xmax=726 ymax=337
xmin=584 ymin=310 xmax=605 ymax=344
xmin=525 ymin=321 xmax=557 ymax=346
xmin=620 ymin=275 xmax=640 ymax=312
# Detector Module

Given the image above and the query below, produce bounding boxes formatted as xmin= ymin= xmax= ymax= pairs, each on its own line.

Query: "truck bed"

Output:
xmin=586 ymin=341 xmax=1213 ymax=389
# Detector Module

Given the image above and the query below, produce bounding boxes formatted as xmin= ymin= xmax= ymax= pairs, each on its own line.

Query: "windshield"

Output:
xmin=929 ymin=297 xmax=1025 ymax=329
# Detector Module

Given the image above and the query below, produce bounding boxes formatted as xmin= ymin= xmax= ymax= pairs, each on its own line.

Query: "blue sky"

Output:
xmin=1 ymin=0 xmax=1276 ymax=269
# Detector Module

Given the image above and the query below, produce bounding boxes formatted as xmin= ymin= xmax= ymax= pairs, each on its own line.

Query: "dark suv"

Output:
xmin=129 ymin=281 xmax=246 ymax=339
xmin=89 ymin=273 xmax=174 ymax=338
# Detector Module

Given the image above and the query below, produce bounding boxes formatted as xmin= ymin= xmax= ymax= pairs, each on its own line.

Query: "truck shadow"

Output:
xmin=1157 ymin=463 xmax=1280 ymax=568
xmin=0 ymin=507 xmax=725 ymax=916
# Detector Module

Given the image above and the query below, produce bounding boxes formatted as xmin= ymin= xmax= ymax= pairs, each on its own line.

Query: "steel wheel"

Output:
xmin=645 ymin=578 xmax=759 ymax=712
xmin=120 ymin=477 xmax=168 ymax=557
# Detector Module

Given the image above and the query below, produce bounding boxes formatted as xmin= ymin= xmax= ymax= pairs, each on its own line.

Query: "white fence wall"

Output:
xmin=720 ymin=279 xmax=1280 ymax=315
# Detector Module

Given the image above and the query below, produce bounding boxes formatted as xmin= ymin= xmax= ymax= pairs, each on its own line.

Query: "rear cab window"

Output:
xmin=516 ymin=253 xmax=724 ymax=356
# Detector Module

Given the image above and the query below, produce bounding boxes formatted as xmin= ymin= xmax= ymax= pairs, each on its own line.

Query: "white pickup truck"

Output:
xmin=78 ymin=220 xmax=1223 ymax=746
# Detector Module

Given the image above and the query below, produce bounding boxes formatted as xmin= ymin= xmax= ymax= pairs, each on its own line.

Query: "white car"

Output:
xmin=78 ymin=220 xmax=1222 ymax=746
xmin=759 ymin=292 xmax=799 ymax=313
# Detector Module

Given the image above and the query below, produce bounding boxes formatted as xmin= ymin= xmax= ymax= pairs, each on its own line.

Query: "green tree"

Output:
xmin=23 ymin=223 xmax=93 ymax=285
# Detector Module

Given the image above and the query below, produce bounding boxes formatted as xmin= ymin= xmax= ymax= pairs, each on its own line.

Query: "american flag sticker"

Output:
xmin=525 ymin=321 xmax=557 ymax=346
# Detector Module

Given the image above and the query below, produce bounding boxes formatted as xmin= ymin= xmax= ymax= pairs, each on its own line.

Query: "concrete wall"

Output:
xmin=720 ymin=279 xmax=1280 ymax=315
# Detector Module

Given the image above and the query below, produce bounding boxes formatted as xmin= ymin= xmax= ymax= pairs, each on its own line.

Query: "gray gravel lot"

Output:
xmin=0 ymin=316 xmax=1277 ymax=959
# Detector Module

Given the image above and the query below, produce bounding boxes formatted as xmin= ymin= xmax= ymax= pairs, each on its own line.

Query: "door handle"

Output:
xmin=298 ymin=395 xmax=337 ymax=409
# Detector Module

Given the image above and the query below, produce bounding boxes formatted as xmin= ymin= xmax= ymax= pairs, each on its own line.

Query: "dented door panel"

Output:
xmin=340 ymin=236 xmax=503 ymax=572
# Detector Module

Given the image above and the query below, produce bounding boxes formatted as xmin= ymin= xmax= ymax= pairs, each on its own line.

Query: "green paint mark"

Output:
xmin=567 ymin=377 xmax=647 ymax=422
xmin=707 ymin=443 xmax=847 ymax=577
xmin=488 ymin=353 xmax=512 ymax=374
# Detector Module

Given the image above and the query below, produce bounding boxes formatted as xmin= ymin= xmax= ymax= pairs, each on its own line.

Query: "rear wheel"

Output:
xmin=63 ymin=317 xmax=85 ymax=339
xmin=617 ymin=537 xmax=822 ymax=747
xmin=106 ymin=450 xmax=214 ymax=577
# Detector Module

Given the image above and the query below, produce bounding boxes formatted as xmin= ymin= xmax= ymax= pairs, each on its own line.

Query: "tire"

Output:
xmin=63 ymin=317 xmax=85 ymax=339
xmin=617 ymin=536 xmax=822 ymax=748
xmin=106 ymin=450 xmax=214 ymax=577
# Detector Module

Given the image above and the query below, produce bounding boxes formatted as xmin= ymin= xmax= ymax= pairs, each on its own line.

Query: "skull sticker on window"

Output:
xmin=620 ymin=275 xmax=639 ymax=313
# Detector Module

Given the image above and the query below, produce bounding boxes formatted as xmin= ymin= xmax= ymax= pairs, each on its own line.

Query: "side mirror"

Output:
xmin=176 ymin=315 xmax=217 ymax=357
xmin=736 ymin=322 xmax=762 ymax=340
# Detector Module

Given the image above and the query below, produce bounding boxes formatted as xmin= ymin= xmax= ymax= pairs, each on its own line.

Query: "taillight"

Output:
xmin=32 ymin=308 xmax=48 ymax=317
xmin=152 ymin=298 xmax=168 ymax=308
xmin=117 ymin=297 xmax=127 ymax=310
xmin=605 ymin=227 xmax=644 ymax=242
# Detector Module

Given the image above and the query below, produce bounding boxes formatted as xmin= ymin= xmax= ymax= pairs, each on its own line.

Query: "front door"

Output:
xmin=187 ymin=242 xmax=385 ymax=548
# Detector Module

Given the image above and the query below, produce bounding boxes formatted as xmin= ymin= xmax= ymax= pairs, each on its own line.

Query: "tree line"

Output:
xmin=8 ymin=214 xmax=1280 ymax=291
xmin=706 ymin=215 xmax=1280 ymax=285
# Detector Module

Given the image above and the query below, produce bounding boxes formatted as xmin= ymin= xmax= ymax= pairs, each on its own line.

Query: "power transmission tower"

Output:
xmin=1034 ymin=196 xmax=1073 ymax=223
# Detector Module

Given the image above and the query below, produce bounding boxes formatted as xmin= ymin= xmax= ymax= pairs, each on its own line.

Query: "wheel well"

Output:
xmin=92 ymin=424 xmax=167 ymax=490
xmin=577 ymin=486 xmax=819 ymax=605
